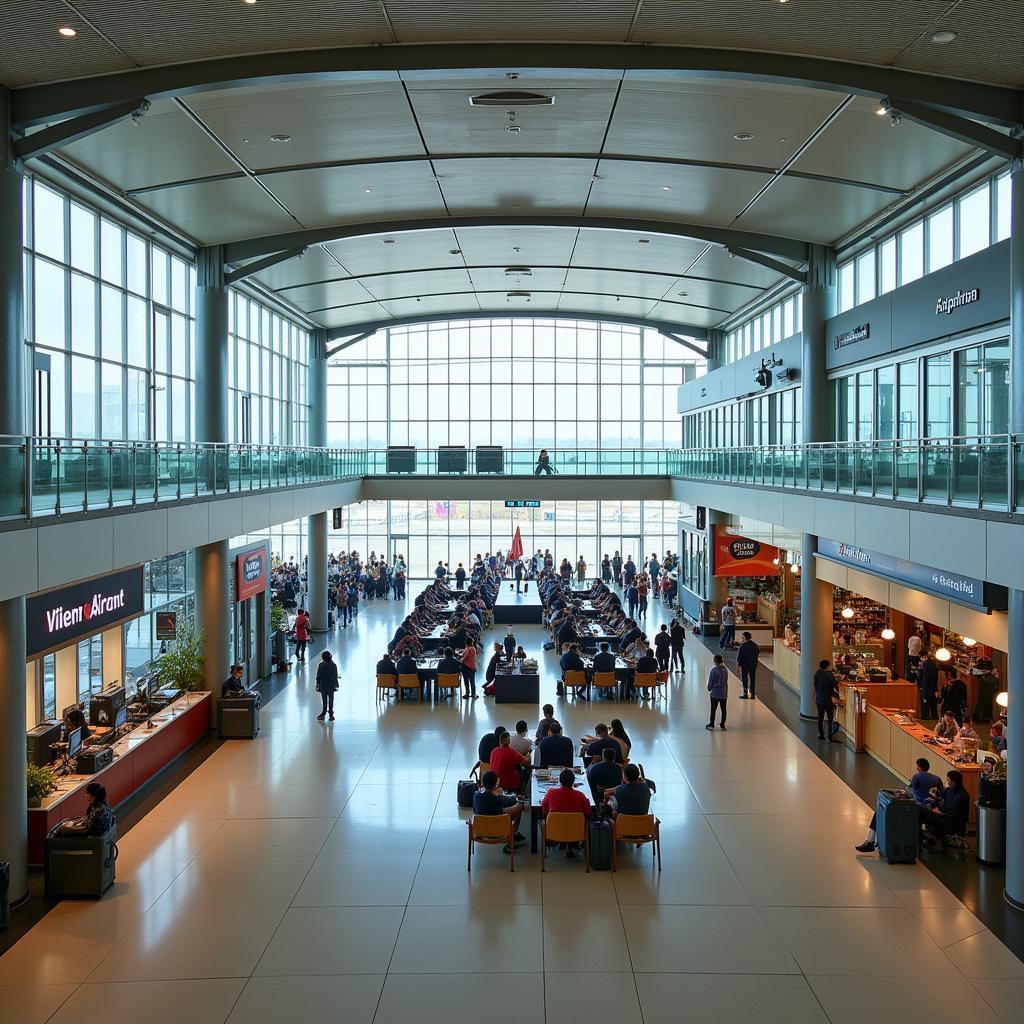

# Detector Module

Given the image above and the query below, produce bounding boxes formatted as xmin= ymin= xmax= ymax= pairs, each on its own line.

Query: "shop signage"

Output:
xmin=935 ymin=288 xmax=979 ymax=316
xmin=236 ymin=548 xmax=267 ymax=602
xmin=26 ymin=565 xmax=145 ymax=659
xmin=816 ymin=538 xmax=1005 ymax=610
xmin=332 ymin=507 xmax=343 ymax=530
xmin=833 ymin=323 xmax=869 ymax=349
xmin=155 ymin=611 xmax=177 ymax=641
xmin=714 ymin=528 xmax=780 ymax=577
xmin=696 ymin=505 xmax=706 ymax=531
xmin=505 ymin=500 xmax=540 ymax=508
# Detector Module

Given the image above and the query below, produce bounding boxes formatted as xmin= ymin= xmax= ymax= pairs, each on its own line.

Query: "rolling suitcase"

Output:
xmin=457 ymin=780 xmax=477 ymax=808
xmin=875 ymin=789 xmax=919 ymax=864
xmin=588 ymin=815 xmax=613 ymax=870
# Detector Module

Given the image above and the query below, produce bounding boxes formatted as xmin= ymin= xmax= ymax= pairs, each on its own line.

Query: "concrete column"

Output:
xmin=1005 ymin=158 xmax=1023 ymax=910
xmin=307 ymin=330 xmax=328 ymax=448
xmin=307 ymin=512 xmax=328 ymax=631
xmin=0 ymin=93 xmax=29 ymax=903
xmin=193 ymin=247 xmax=230 ymax=719
xmin=798 ymin=245 xmax=837 ymax=717
xmin=706 ymin=508 xmax=729 ymax=612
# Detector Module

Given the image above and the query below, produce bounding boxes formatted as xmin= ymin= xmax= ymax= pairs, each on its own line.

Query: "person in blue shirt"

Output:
xmin=472 ymin=771 xmax=525 ymax=850
xmin=538 ymin=722 xmax=575 ymax=768
xmin=706 ymin=654 xmax=729 ymax=730
xmin=920 ymin=770 xmax=970 ymax=847
xmin=607 ymin=764 xmax=653 ymax=817
xmin=856 ymin=758 xmax=943 ymax=852
xmin=586 ymin=747 xmax=623 ymax=802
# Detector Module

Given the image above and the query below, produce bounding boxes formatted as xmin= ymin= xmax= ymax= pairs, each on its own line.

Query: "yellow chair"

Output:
xmin=611 ymin=813 xmax=661 ymax=871
xmin=633 ymin=672 xmax=657 ymax=699
xmin=467 ymin=813 xmax=516 ymax=871
xmin=375 ymin=673 xmax=397 ymax=701
xmin=540 ymin=811 xmax=590 ymax=872
xmin=562 ymin=669 xmax=588 ymax=700
xmin=592 ymin=671 xmax=618 ymax=701
xmin=397 ymin=672 xmax=422 ymax=703
xmin=435 ymin=672 xmax=462 ymax=702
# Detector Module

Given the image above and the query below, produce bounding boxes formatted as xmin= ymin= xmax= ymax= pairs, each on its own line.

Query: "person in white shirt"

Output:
xmin=906 ymin=632 xmax=923 ymax=680
xmin=510 ymin=719 xmax=533 ymax=758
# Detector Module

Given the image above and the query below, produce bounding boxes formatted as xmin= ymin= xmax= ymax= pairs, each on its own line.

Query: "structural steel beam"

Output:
xmin=326 ymin=331 xmax=374 ymax=357
xmin=223 ymin=215 xmax=808 ymax=265
xmin=724 ymin=246 xmax=807 ymax=284
xmin=11 ymin=100 xmax=148 ymax=162
xmin=662 ymin=333 xmax=710 ymax=358
xmin=323 ymin=310 xmax=711 ymax=343
xmin=223 ymin=246 xmax=306 ymax=286
xmin=10 ymin=44 xmax=1020 ymax=129
xmin=881 ymin=98 xmax=1023 ymax=163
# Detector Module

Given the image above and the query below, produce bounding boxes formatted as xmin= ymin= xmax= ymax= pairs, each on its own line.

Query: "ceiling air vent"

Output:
xmin=504 ymin=267 xmax=532 ymax=277
xmin=469 ymin=91 xmax=555 ymax=107
xmin=506 ymin=291 xmax=532 ymax=299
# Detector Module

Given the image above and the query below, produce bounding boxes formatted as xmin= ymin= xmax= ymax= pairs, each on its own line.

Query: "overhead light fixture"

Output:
xmin=504 ymin=267 xmax=532 ymax=277
xmin=790 ymin=562 xmax=800 ymax=574
xmin=381 ymin=239 xmax=396 ymax=245
xmin=935 ymin=631 xmax=952 ymax=662
xmin=996 ymin=691 xmax=1009 ymax=708
xmin=881 ymin=626 xmax=896 ymax=640
xmin=638 ymin=238 xmax=651 ymax=245
xmin=469 ymin=91 xmax=554 ymax=106
xmin=58 ymin=25 xmax=77 ymax=36
xmin=875 ymin=106 xmax=888 ymax=116
xmin=505 ymin=72 xmax=521 ymax=80
xmin=931 ymin=29 xmax=958 ymax=44
xmin=244 ymin=0 xmax=257 ymax=5
xmin=962 ymin=636 xmax=977 ymax=646
xmin=505 ymin=124 xmax=523 ymax=133
xmin=364 ymin=187 xmax=373 ymax=193
xmin=269 ymin=134 xmax=291 ymax=143
xmin=677 ymin=292 xmax=688 ymax=297
xmin=733 ymin=132 xmax=755 ymax=142
xmin=506 ymin=290 xmax=531 ymax=300
xmin=661 ymin=186 xmax=672 ymax=191
xmin=841 ymin=606 xmax=855 ymax=619
xmin=449 ymin=249 xmax=461 ymax=255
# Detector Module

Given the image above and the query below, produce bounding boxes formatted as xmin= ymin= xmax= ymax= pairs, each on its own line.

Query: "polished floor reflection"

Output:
xmin=3 ymin=592 xmax=1023 ymax=1023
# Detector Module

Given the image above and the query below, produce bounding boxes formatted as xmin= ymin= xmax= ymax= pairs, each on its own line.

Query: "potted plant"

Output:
xmin=158 ymin=614 xmax=206 ymax=706
xmin=27 ymin=762 xmax=56 ymax=808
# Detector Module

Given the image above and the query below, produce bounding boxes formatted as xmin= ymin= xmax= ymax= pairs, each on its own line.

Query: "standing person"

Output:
xmin=918 ymin=651 xmax=939 ymax=719
xmin=906 ymin=630 xmax=923 ymax=680
xmin=636 ymin=571 xmax=650 ymax=618
xmin=719 ymin=597 xmax=737 ymax=649
xmin=601 ymin=554 xmax=612 ymax=583
xmin=940 ymin=667 xmax=968 ymax=726
xmin=455 ymin=563 xmax=467 ymax=590
xmin=293 ymin=607 xmax=310 ymax=662
xmin=623 ymin=555 xmax=637 ymax=587
xmin=434 ymin=560 xmax=447 ymax=581
xmin=706 ymin=654 xmax=728 ymax=730
xmin=514 ymin=559 xmax=525 ymax=593
xmin=315 ymin=651 xmax=339 ymax=721
xmin=460 ymin=642 xmax=478 ymax=700
xmin=653 ymin=623 xmax=671 ymax=672
xmin=813 ymin=659 xmax=841 ymax=741
xmin=625 ymin=579 xmax=639 ymax=619
xmin=648 ymin=554 xmax=661 ymax=598
xmin=576 ymin=556 xmax=587 ymax=584
xmin=344 ymin=582 xmax=359 ymax=626
xmin=669 ymin=617 xmax=686 ymax=673
xmin=503 ymin=629 xmax=517 ymax=660
xmin=736 ymin=631 xmax=760 ymax=699
xmin=612 ymin=551 xmax=623 ymax=587
xmin=535 ymin=449 xmax=554 ymax=475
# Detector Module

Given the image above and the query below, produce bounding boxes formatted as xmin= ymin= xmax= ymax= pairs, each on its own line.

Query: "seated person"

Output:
xmin=958 ymin=717 xmax=978 ymax=740
xmin=909 ymin=757 xmax=943 ymax=806
xmin=510 ymin=720 xmax=533 ymax=758
xmin=592 ymin=642 xmax=617 ymax=677
xmin=584 ymin=723 xmax=624 ymax=765
xmin=607 ymin=763 xmax=652 ymax=818
xmin=934 ymin=711 xmax=960 ymax=743
xmin=63 ymin=701 xmax=93 ymax=740
xmin=436 ymin=646 xmax=463 ymax=679
xmin=586 ymin=747 xmax=623 ymax=802
xmin=620 ymin=621 xmax=642 ymax=649
xmin=921 ymin=770 xmax=970 ymax=846
xmin=478 ymin=725 xmax=507 ymax=765
xmin=472 ymin=770 xmax=526 ymax=849
xmin=540 ymin=768 xmax=593 ymax=859
xmin=538 ymin=722 xmax=575 ymax=768
xmin=395 ymin=651 xmax=421 ymax=698
xmin=556 ymin=616 xmax=579 ymax=652
xmin=990 ymin=721 xmax=1007 ymax=754
xmin=58 ymin=782 xmax=114 ymax=836
xmin=558 ymin=644 xmax=586 ymax=696
xmin=535 ymin=704 xmax=557 ymax=742
xmin=375 ymin=652 xmax=397 ymax=680
xmin=489 ymin=732 xmax=529 ymax=794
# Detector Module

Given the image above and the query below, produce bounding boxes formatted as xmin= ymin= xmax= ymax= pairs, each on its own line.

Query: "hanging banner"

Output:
xmin=236 ymin=548 xmax=268 ymax=602
xmin=714 ymin=527 xmax=780 ymax=577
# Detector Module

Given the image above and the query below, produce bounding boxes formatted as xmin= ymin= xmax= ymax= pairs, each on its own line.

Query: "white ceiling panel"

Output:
xmin=588 ymin=160 xmax=771 ymax=228
xmin=562 ymin=268 xmax=675 ymax=302
xmin=274 ymin=277 xmax=379 ymax=313
xmin=378 ymin=293 xmax=483 ymax=320
xmin=187 ymin=79 xmax=423 ymax=167
xmin=249 ymin=246 xmax=345 ymax=292
xmin=646 ymin=301 xmax=729 ymax=329
xmin=687 ymin=247 xmax=788 ymax=290
xmin=466 ymin=266 xmax=569 ymax=292
xmin=734 ymin=176 xmax=897 ymax=244
xmin=473 ymin=290 xmax=565 ymax=312
xmin=260 ymin=161 xmax=445 ymax=228
xmin=570 ymin=229 xmax=714 ymax=276
xmin=607 ymin=78 xmax=846 ymax=166
xmin=556 ymin=291 xmax=660 ymax=318
xmin=59 ymin=100 xmax=239 ymax=190
xmin=436 ymin=157 xmax=594 ymax=215
xmin=790 ymin=96 xmax=977 ymax=192
xmin=324 ymin=229 xmax=462 ymax=275
xmin=454 ymin=226 xmax=579 ymax=266
xmin=135 ymin=177 xmax=300 ymax=245
xmin=670 ymin=276 xmax=766 ymax=312
xmin=359 ymin=267 xmax=475 ymax=302
xmin=406 ymin=82 xmax=618 ymax=153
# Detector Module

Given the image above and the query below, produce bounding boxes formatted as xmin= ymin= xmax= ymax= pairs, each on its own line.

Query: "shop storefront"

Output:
xmin=231 ymin=542 xmax=272 ymax=685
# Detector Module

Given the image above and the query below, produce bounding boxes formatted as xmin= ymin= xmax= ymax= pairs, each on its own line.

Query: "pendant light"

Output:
xmin=880 ymin=608 xmax=895 ymax=641
xmin=840 ymin=606 xmax=855 ymax=619
xmin=790 ymin=562 xmax=800 ymax=574
xmin=996 ymin=691 xmax=1009 ymax=709
xmin=962 ymin=636 xmax=976 ymax=647
xmin=934 ymin=630 xmax=952 ymax=662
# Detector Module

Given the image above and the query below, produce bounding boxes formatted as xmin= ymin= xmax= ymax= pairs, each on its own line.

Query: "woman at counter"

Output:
xmin=58 ymin=782 xmax=114 ymax=837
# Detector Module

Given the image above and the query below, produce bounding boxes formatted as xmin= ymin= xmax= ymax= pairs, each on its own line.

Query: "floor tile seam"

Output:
xmin=963 ymin=977 xmax=1018 ymax=1023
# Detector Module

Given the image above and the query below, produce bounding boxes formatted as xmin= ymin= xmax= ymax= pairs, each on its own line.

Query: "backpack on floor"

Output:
xmin=457 ymin=780 xmax=477 ymax=808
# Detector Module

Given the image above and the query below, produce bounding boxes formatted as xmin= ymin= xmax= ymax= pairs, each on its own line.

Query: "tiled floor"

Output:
xmin=3 ymin=589 xmax=1023 ymax=1023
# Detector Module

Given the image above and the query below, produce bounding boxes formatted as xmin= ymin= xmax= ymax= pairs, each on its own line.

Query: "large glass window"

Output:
xmin=926 ymin=205 xmax=954 ymax=273
xmin=876 ymin=365 xmax=895 ymax=441
xmin=897 ymin=360 xmax=918 ymax=439
xmin=957 ymin=184 xmax=990 ymax=259
xmin=925 ymin=353 xmax=952 ymax=437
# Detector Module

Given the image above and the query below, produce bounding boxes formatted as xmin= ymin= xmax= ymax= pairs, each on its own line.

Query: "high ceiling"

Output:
xmin=5 ymin=2 xmax=1020 ymax=336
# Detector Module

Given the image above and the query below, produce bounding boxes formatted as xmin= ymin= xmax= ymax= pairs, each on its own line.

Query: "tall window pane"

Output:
xmin=855 ymin=250 xmax=875 ymax=304
xmin=900 ymin=222 xmax=924 ymax=284
xmin=926 ymin=205 xmax=953 ymax=272
xmin=879 ymin=237 xmax=896 ymax=294
xmin=957 ymin=184 xmax=989 ymax=258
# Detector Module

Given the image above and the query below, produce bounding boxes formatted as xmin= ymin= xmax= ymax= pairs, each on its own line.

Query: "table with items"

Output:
xmin=529 ymin=766 xmax=590 ymax=853
xmin=494 ymin=659 xmax=541 ymax=704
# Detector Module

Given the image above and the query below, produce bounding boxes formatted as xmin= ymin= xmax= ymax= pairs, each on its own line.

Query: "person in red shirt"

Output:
xmin=540 ymin=768 xmax=592 ymax=859
xmin=460 ymin=642 xmax=478 ymax=699
xmin=489 ymin=732 xmax=528 ymax=793
xmin=294 ymin=608 xmax=310 ymax=662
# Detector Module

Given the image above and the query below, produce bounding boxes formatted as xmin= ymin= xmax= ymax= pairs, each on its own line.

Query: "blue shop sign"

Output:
xmin=816 ymin=539 xmax=1006 ymax=611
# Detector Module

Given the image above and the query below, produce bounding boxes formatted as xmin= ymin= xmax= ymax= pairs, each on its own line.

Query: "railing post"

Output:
xmin=55 ymin=441 xmax=62 ymax=516
xmin=176 ymin=443 xmax=182 ymax=500
xmin=82 ymin=442 xmax=89 ymax=511
xmin=1010 ymin=435 xmax=1017 ymax=512
xmin=107 ymin=441 xmax=114 ymax=508
xmin=23 ymin=435 xmax=32 ymax=519
xmin=153 ymin=443 xmax=159 ymax=505
xmin=130 ymin=444 xmax=137 ymax=506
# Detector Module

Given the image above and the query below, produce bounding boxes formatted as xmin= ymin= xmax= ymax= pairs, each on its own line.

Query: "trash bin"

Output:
xmin=0 ymin=860 xmax=10 ymax=930
xmin=218 ymin=696 xmax=260 ymax=739
xmin=976 ymin=802 xmax=1006 ymax=865
xmin=45 ymin=826 xmax=117 ymax=898
xmin=272 ymin=629 xmax=288 ymax=670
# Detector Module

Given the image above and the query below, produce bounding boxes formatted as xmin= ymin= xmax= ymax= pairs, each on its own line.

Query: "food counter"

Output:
xmin=837 ymin=681 xmax=918 ymax=750
xmin=864 ymin=706 xmax=983 ymax=826
xmin=773 ymin=639 xmax=801 ymax=695
xmin=27 ymin=692 xmax=211 ymax=864
xmin=735 ymin=622 xmax=775 ymax=650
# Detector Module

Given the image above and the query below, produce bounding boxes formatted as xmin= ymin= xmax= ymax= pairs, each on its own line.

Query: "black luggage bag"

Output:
xmin=457 ymin=780 xmax=477 ymax=808
xmin=589 ymin=814 xmax=613 ymax=870
xmin=876 ymin=789 xmax=919 ymax=864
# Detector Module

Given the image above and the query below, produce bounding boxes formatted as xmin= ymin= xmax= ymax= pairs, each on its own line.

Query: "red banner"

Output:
xmin=508 ymin=525 xmax=524 ymax=562
xmin=714 ymin=528 xmax=780 ymax=577
xmin=236 ymin=548 xmax=267 ymax=602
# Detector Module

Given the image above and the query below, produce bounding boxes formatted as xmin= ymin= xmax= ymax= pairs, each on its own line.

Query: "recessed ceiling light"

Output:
xmin=58 ymin=25 xmax=77 ymax=36
xmin=449 ymin=249 xmax=461 ymax=255
xmin=269 ymin=134 xmax=291 ymax=143
xmin=778 ymin=0 xmax=790 ymax=4
xmin=661 ymin=186 xmax=671 ymax=191
xmin=677 ymin=292 xmax=688 ymax=297
xmin=931 ymin=29 xmax=958 ymax=44
xmin=733 ymin=132 xmax=756 ymax=142
xmin=244 ymin=0 xmax=257 ymax=5
xmin=382 ymin=239 xmax=395 ymax=245
xmin=875 ymin=106 xmax=888 ymax=116
xmin=638 ymin=239 xmax=651 ymax=244
xmin=364 ymin=187 xmax=373 ymax=193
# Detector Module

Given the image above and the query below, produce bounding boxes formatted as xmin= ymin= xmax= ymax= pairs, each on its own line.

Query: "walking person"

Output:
xmin=719 ymin=597 xmax=737 ymax=649
xmin=636 ymin=571 xmax=650 ymax=618
xmin=813 ymin=659 xmax=841 ymax=741
xmin=736 ymin=631 xmax=760 ymax=699
xmin=343 ymin=582 xmax=359 ymax=627
xmin=460 ymin=642 xmax=478 ymax=700
xmin=293 ymin=607 xmax=310 ymax=662
xmin=315 ymin=650 xmax=339 ymax=721
xmin=654 ymin=623 xmax=671 ymax=672
xmin=706 ymin=654 xmax=728 ymax=730
xmin=612 ymin=551 xmax=623 ymax=587
xmin=669 ymin=617 xmax=685 ymax=672
xmin=625 ymin=580 xmax=639 ymax=619
xmin=534 ymin=448 xmax=554 ymax=475
xmin=514 ymin=559 xmax=524 ymax=593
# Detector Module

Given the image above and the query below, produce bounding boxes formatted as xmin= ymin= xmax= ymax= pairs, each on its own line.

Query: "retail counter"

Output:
xmin=863 ymin=706 xmax=983 ymax=826
xmin=27 ymin=692 xmax=211 ymax=864
xmin=735 ymin=622 xmax=775 ymax=650
xmin=773 ymin=639 xmax=801 ymax=695
xmin=837 ymin=681 xmax=918 ymax=749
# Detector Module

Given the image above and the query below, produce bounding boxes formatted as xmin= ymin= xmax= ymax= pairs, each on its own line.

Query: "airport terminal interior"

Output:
xmin=1 ymin=2 xmax=1023 ymax=1022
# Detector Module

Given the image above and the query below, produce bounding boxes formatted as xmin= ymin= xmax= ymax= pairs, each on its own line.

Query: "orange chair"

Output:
xmin=652 ymin=669 xmax=669 ymax=699
xmin=435 ymin=672 xmax=461 ymax=702
xmin=562 ymin=669 xmax=588 ymax=700
xmin=397 ymin=672 xmax=422 ymax=703
xmin=540 ymin=811 xmax=590 ymax=872
xmin=375 ymin=673 xmax=397 ymax=701
xmin=592 ymin=671 xmax=618 ymax=701
xmin=633 ymin=672 xmax=657 ymax=700
xmin=467 ymin=813 xmax=516 ymax=871
xmin=611 ymin=813 xmax=661 ymax=871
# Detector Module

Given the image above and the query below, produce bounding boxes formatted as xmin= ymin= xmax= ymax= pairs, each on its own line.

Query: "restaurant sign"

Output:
xmin=236 ymin=548 xmax=268 ymax=602
xmin=816 ymin=539 xmax=1005 ymax=610
xmin=714 ymin=527 xmax=780 ymax=577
